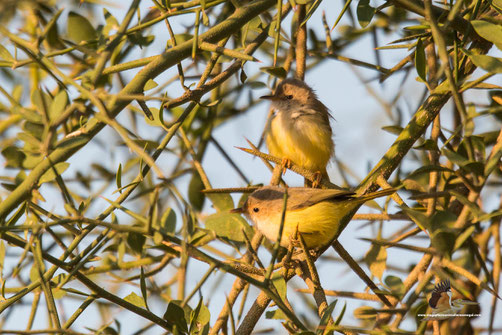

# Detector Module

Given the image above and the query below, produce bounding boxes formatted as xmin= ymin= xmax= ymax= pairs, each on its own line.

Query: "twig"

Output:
xmin=332 ymin=241 xmax=393 ymax=307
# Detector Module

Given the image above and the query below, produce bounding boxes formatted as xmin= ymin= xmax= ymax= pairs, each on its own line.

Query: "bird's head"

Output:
xmin=260 ymin=78 xmax=319 ymax=111
xmin=428 ymin=280 xmax=452 ymax=309
xmin=230 ymin=186 xmax=285 ymax=223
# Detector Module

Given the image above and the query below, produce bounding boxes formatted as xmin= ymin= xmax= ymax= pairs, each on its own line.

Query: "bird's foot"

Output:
xmin=308 ymin=248 xmax=322 ymax=259
xmin=283 ymin=255 xmax=302 ymax=272
xmin=311 ymin=171 xmax=323 ymax=188
xmin=281 ymin=158 xmax=292 ymax=175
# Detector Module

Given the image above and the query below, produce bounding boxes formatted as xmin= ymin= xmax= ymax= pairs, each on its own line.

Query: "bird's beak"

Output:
xmin=259 ymin=95 xmax=275 ymax=100
xmin=230 ymin=208 xmax=243 ymax=214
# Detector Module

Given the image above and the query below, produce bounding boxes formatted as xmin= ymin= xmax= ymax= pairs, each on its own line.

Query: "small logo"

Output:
xmin=420 ymin=280 xmax=480 ymax=321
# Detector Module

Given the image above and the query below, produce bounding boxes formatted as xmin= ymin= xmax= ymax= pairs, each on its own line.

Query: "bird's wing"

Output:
xmin=288 ymin=188 xmax=354 ymax=210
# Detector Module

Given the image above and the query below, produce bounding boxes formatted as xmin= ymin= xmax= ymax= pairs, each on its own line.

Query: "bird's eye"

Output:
xmin=253 ymin=207 xmax=260 ymax=213
xmin=286 ymin=95 xmax=293 ymax=100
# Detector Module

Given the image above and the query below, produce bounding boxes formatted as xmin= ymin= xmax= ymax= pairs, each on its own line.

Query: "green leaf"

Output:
xmin=118 ymin=241 xmax=125 ymax=264
xmin=56 ymin=135 xmax=89 ymax=150
xmin=442 ymin=147 xmax=469 ymax=166
xmin=271 ymin=272 xmax=287 ymax=300
xmin=30 ymin=264 xmax=41 ymax=282
xmin=332 ymin=0 xmax=353 ymax=30
xmin=164 ymin=301 xmax=188 ymax=333
xmin=462 ymin=49 xmax=502 ymax=73
xmin=353 ymin=306 xmax=377 ymax=320
xmin=39 ymin=162 xmax=70 ymax=185
xmin=140 ymin=267 xmax=149 ymax=310
xmin=6 ymin=202 xmax=26 ymax=227
xmin=158 ymin=207 xmax=176 ymax=235
xmin=22 ymin=155 xmax=43 ymax=169
xmin=415 ymin=38 xmax=426 ymax=81
xmin=453 ymin=225 xmax=476 ymax=251
xmin=449 ymin=191 xmax=483 ymax=219
xmin=144 ymin=79 xmax=158 ymax=91
xmin=31 ymin=89 xmax=52 ymax=119
xmin=189 ymin=228 xmax=216 ymax=246
xmin=240 ymin=68 xmax=247 ymax=83
xmin=364 ymin=243 xmax=387 ymax=280
xmin=406 ymin=165 xmax=452 ymax=179
xmin=116 ymin=163 xmax=122 ymax=193
xmin=431 ymin=229 xmax=455 ymax=257
xmin=413 ymin=139 xmax=438 ymax=151
xmin=124 ymin=292 xmax=146 ymax=309
xmin=46 ymin=18 xmax=64 ymax=50
xmin=190 ymin=298 xmax=210 ymax=334
xmin=188 ymin=174 xmax=205 ymax=211
xmin=100 ymin=197 xmax=148 ymax=224
xmin=204 ymin=212 xmax=253 ymax=242
xmin=103 ymin=8 xmax=119 ymax=36
xmin=265 ymin=308 xmax=288 ymax=320
xmin=260 ymin=66 xmax=287 ymax=79
xmin=52 ymin=287 xmax=66 ymax=299
xmin=318 ymin=300 xmax=337 ymax=333
xmin=127 ymin=231 xmax=146 ymax=253
xmin=493 ymin=0 xmax=502 ymax=9
xmin=49 ymin=90 xmax=68 ymax=124
xmin=206 ymin=193 xmax=234 ymax=212
xmin=0 ymin=45 xmax=14 ymax=62
xmin=471 ymin=20 xmax=502 ymax=51
xmin=23 ymin=122 xmax=44 ymax=140
xmin=2 ymin=147 xmax=26 ymax=168
xmin=381 ymin=125 xmax=403 ymax=135
xmin=247 ymin=81 xmax=267 ymax=89
xmin=357 ymin=0 xmax=375 ymax=28
xmin=334 ymin=301 xmax=346 ymax=325
xmin=0 ymin=241 xmax=5 ymax=277
xmin=401 ymin=207 xmax=428 ymax=231
xmin=67 ymin=11 xmax=97 ymax=44
xmin=301 ymin=0 xmax=323 ymax=26
xmin=384 ymin=275 xmax=404 ymax=297
xmin=463 ymin=161 xmax=485 ymax=175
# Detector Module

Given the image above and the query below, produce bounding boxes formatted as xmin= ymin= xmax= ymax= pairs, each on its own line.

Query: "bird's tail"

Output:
xmin=356 ymin=188 xmax=397 ymax=202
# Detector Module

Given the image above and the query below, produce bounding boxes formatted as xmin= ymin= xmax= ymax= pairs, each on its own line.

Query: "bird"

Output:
xmin=422 ymin=280 xmax=479 ymax=321
xmin=231 ymin=185 xmax=395 ymax=249
xmin=260 ymin=78 xmax=334 ymax=187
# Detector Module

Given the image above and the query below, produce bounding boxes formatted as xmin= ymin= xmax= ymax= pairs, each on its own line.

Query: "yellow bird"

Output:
xmin=261 ymin=78 xmax=334 ymax=185
xmin=423 ymin=280 xmax=479 ymax=321
xmin=231 ymin=186 xmax=395 ymax=249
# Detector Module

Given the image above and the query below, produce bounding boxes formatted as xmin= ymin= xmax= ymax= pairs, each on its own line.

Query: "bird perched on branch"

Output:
xmin=261 ymin=78 xmax=334 ymax=187
xmin=231 ymin=185 xmax=395 ymax=249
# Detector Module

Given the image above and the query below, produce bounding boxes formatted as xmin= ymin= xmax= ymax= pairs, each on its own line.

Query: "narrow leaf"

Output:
xmin=415 ymin=38 xmax=426 ymax=81
xmin=116 ymin=163 xmax=122 ymax=193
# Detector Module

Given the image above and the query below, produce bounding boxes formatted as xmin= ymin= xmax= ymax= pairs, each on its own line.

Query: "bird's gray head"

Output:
xmin=260 ymin=78 xmax=321 ymax=112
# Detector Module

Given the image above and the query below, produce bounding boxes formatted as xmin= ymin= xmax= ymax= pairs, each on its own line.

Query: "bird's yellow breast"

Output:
xmin=266 ymin=112 xmax=333 ymax=173
xmin=256 ymin=201 xmax=348 ymax=248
